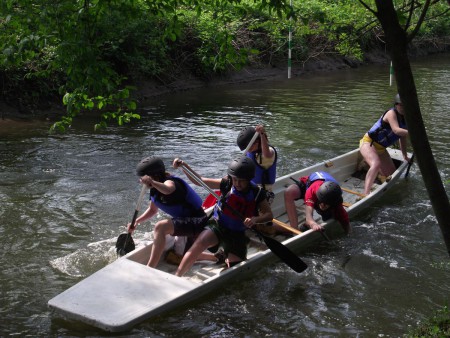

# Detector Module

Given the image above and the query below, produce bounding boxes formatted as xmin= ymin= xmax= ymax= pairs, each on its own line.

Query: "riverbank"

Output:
xmin=1 ymin=43 xmax=448 ymax=122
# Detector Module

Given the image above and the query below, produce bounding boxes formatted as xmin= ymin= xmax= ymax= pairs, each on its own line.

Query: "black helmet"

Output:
xmin=237 ymin=126 xmax=256 ymax=151
xmin=316 ymin=181 xmax=343 ymax=207
xmin=394 ymin=93 xmax=401 ymax=104
xmin=136 ymin=156 xmax=165 ymax=176
xmin=227 ymin=156 xmax=255 ymax=180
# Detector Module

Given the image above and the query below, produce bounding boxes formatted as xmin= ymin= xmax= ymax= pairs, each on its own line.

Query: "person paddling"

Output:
xmin=237 ymin=124 xmax=278 ymax=234
xmin=237 ymin=124 xmax=278 ymax=198
xmin=173 ymin=156 xmax=273 ymax=276
xmin=126 ymin=156 xmax=214 ymax=268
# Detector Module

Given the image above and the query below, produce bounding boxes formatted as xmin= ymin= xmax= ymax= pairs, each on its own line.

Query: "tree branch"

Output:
xmin=408 ymin=0 xmax=432 ymax=42
xmin=358 ymin=0 xmax=377 ymax=16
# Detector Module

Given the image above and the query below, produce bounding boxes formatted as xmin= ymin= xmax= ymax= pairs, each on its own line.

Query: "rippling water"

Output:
xmin=0 ymin=53 xmax=449 ymax=336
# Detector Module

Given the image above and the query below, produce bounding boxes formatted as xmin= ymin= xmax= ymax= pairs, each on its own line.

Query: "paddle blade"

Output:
xmin=258 ymin=232 xmax=308 ymax=273
xmin=116 ymin=233 xmax=135 ymax=256
xmin=202 ymin=191 xmax=222 ymax=209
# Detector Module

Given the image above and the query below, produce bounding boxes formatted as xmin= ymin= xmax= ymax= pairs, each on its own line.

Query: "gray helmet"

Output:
xmin=394 ymin=93 xmax=401 ymax=104
xmin=237 ymin=126 xmax=256 ymax=151
xmin=316 ymin=181 xmax=343 ymax=207
xmin=136 ymin=156 xmax=165 ymax=176
xmin=227 ymin=156 xmax=255 ymax=180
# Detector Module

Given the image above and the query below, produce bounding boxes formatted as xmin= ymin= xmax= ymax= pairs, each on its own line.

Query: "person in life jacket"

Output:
xmin=284 ymin=171 xmax=351 ymax=234
xmin=173 ymin=156 xmax=273 ymax=277
xmin=359 ymin=93 xmax=409 ymax=195
xmin=237 ymin=125 xmax=279 ymax=235
xmin=126 ymin=156 xmax=215 ymax=268
xmin=237 ymin=124 xmax=277 ymax=200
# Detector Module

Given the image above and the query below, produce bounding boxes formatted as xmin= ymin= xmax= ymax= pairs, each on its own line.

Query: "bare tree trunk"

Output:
xmin=374 ymin=0 xmax=450 ymax=255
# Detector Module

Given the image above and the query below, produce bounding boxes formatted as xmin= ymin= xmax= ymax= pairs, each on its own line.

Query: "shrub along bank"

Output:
xmin=0 ymin=0 xmax=449 ymax=128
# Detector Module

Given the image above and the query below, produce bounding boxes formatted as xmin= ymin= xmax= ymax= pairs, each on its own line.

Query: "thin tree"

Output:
xmin=359 ymin=0 xmax=450 ymax=254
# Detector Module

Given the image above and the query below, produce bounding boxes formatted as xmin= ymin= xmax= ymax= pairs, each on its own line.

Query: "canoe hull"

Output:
xmin=48 ymin=147 xmax=410 ymax=332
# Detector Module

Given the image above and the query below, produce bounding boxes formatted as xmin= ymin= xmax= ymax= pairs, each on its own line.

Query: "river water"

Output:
xmin=1 ymin=53 xmax=449 ymax=337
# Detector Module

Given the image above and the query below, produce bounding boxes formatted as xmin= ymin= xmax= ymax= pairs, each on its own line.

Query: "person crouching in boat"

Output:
xmin=173 ymin=156 xmax=273 ymax=277
xmin=237 ymin=124 xmax=278 ymax=235
xmin=284 ymin=171 xmax=351 ymax=235
xmin=127 ymin=156 xmax=214 ymax=268
xmin=359 ymin=93 xmax=409 ymax=196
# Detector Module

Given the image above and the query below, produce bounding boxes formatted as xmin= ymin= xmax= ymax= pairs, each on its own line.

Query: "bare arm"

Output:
xmin=304 ymin=205 xmax=323 ymax=232
xmin=255 ymin=124 xmax=275 ymax=160
xmin=140 ymin=175 xmax=175 ymax=195
xmin=399 ymin=136 xmax=409 ymax=161
xmin=384 ymin=109 xmax=408 ymax=137
xmin=127 ymin=201 xmax=158 ymax=232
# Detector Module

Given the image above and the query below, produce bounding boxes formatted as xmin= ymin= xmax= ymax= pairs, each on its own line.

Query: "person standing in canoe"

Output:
xmin=126 ymin=156 xmax=214 ymax=268
xmin=284 ymin=171 xmax=351 ymax=234
xmin=359 ymin=93 xmax=409 ymax=195
xmin=173 ymin=156 xmax=273 ymax=277
xmin=237 ymin=124 xmax=278 ymax=234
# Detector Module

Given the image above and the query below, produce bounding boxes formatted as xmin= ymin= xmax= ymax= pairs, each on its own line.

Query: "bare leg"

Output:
xmin=378 ymin=151 xmax=396 ymax=176
xmin=197 ymin=252 xmax=217 ymax=262
xmin=226 ymin=252 xmax=243 ymax=266
xmin=284 ymin=184 xmax=301 ymax=228
xmin=176 ymin=229 xmax=218 ymax=277
xmin=360 ymin=143 xmax=381 ymax=195
xmin=147 ymin=219 xmax=174 ymax=268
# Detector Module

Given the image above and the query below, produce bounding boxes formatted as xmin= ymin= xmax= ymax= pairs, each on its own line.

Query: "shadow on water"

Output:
xmin=0 ymin=54 xmax=449 ymax=336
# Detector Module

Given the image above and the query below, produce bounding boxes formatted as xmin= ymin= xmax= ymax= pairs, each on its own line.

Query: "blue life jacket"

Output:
xmin=246 ymin=145 xmax=277 ymax=188
xmin=214 ymin=184 xmax=264 ymax=232
xmin=368 ymin=108 xmax=407 ymax=148
xmin=150 ymin=175 xmax=203 ymax=217
xmin=306 ymin=171 xmax=338 ymax=188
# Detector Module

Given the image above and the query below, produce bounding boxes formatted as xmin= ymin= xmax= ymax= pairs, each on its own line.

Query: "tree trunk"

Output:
xmin=375 ymin=0 xmax=450 ymax=255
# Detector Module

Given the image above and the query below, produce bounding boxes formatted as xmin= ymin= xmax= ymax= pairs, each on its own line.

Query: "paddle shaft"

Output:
xmin=243 ymin=131 xmax=259 ymax=154
xmin=272 ymin=212 xmax=333 ymax=242
xmin=180 ymin=163 xmax=307 ymax=273
xmin=341 ymin=187 xmax=366 ymax=198
xmin=404 ymin=153 xmax=414 ymax=178
xmin=271 ymin=218 xmax=301 ymax=235
xmin=130 ymin=184 xmax=148 ymax=229
xmin=118 ymin=184 xmax=147 ymax=255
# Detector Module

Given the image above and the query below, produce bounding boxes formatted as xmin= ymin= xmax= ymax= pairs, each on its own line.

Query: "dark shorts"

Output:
xmin=207 ymin=221 xmax=249 ymax=261
xmin=172 ymin=215 xmax=209 ymax=237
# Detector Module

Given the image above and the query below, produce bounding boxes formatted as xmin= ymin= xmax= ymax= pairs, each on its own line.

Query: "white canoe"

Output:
xmin=48 ymin=147 xmax=411 ymax=332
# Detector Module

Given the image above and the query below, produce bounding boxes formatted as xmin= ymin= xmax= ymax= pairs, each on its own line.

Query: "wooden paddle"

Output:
xmin=340 ymin=187 xmax=366 ymax=198
xmin=271 ymin=218 xmax=302 ymax=235
xmin=180 ymin=162 xmax=308 ymax=273
xmin=272 ymin=214 xmax=333 ymax=242
xmin=116 ymin=184 xmax=147 ymax=256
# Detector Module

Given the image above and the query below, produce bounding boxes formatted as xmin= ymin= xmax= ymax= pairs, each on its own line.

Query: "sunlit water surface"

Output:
xmin=0 ymin=53 xmax=449 ymax=337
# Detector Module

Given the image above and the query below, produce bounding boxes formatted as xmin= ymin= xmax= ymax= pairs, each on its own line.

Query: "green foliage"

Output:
xmin=407 ymin=305 xmax=450 ymax=337
xmin=50 ymin=86 xmax=139 ymax=133
xmin=1 ymin=0 xmax=448 ymax=130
